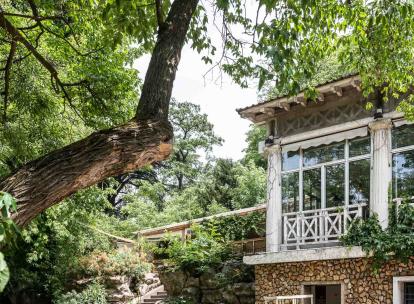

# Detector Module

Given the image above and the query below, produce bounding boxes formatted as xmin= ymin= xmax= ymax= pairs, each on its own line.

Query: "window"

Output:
xmin=281 ymin=137 xmax=371 ymax=213
xmin=405 ymin=282 xmax=414 ymax=304
xmin=393 ymin=276 xmax=414 ymax=304
xmin=392 ymin=125 xmax=414 ymax=200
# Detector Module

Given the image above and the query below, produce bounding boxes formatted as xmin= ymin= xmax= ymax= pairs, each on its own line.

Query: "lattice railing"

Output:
xmin=282 ymin=203 xmax=367 ymax=249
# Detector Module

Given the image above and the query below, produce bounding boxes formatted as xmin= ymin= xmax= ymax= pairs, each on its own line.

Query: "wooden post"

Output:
xmin=265 ymin=143 xmax=282 ymax=252
xmin=369 ymin=118 xmax=392 ymax=229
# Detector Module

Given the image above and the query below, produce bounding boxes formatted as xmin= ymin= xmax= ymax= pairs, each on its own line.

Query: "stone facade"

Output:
xmin=159 ymin=259 xmax=255 ymax=303
xmin=255 ymin=257 xmax=414 ymax=304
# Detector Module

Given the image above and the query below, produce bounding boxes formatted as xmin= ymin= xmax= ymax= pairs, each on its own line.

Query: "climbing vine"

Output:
xmin=341 ymin=201 xmax=414 ymax=269
xmin=201 ymin=211 xmax=266 ymax=241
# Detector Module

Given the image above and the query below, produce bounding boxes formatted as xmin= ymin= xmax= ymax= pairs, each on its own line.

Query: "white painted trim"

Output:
xmin=243 ymin=246 xmax=366 ymax=265
xmin=280 ymin=112 xmax=403 ymax=146
xmin=393 ymin=276 xmax=414 ymax=304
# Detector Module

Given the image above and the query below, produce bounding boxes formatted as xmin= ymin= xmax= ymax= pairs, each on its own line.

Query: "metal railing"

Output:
xmin=282 ymin=203 xmax=366 ymax=249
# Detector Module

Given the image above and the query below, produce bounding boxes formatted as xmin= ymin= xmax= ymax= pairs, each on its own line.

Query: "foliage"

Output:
xmin=342 ymin=201 xmax=414 ymax=269
xmin=164 ymin=296 xmax=195 ymax=304
xmin=164 ymin=100 xmax=223 ymax=190
xmin=0 ymin=192 xmax=18 ymax=293
xmin=161 ymin=225 xmax=231 ymax=275
xmin=202 ymin=211 xmax=265 ymax=241
xmin=242 ymin=125 xmax=267 ymax=169
xmin=2 ymin=186 xmax=130 ymax=300
xmin=76 ymin=249 xmax=150 ymax=282
xmin=55 ymin=282 xmax=108 ymax=304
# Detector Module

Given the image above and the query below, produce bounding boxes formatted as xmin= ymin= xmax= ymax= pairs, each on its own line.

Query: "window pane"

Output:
xmin=303 ymin=142 xmax=345 ymax=167
xmin=326 ymin=164 xmax=345 ymax=207
xmin=303 ymin=169 xmax=321 ymax=210
xmin=393 ymin=150 xmax=414 ymax=198
xmin=282 ymin=151 xmax=300 ymax=171
xmin=349 ymin=137 xmax=371 ymax=158
xmin=349 ymin=159 xmax=370 ymax=204
xmin=282 ymin=172 xmax=299 ymax=213
xmin=393 ymin=125 xmax=414 ymax=149
xmin=405 ymin=282 xmax=414 ymax=304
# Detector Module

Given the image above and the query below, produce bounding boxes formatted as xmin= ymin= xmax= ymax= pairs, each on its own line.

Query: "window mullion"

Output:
xmin=345 ymin=140 xmax=350 ymax=206
xmin=299 ymin=149 xmax=303 ymax=212
xmin=321 ymin=165 xmax=326 ymax=209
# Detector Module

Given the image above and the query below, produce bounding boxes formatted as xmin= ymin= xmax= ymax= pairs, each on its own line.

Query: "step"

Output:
xmin=150 ymin=296 xmax=166 ymax=300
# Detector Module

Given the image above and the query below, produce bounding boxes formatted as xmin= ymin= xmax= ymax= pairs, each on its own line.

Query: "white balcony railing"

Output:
xmin=282 ymin=203 xmax=367 ymax=249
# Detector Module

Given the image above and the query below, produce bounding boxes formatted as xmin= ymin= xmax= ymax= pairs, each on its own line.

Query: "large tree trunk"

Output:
xmin=0 ymin=0 xmax=199 ymax=226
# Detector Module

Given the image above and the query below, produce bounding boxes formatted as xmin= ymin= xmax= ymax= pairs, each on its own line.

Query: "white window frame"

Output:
xmin=393 ymin=276 xmax=414 ymax=304
xmin=281 ymin=138 xmax=371 ymax=213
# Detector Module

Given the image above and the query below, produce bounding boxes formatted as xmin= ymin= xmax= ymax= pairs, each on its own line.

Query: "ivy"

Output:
xmin=341 ymin=201 xmax=414 ymax=270
xmin=201 ymin=210 xmax=266 ymax=241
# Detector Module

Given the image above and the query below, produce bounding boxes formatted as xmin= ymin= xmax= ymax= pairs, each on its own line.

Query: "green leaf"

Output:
xmin=0 ymin=253 xmax=10 ymax=293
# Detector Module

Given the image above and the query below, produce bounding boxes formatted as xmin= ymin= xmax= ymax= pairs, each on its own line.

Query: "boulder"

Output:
xmin=105 ymin=275 xmax=135 ymax=304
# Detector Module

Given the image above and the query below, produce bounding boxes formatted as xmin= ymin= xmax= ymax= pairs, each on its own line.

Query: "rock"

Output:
xmin=158 ymin=269 xmax=187 ymax=296
xmin=199 ymin=268 xmax=220 ymax=289
xmin=105 ymin=275 xmax=135 ymax=304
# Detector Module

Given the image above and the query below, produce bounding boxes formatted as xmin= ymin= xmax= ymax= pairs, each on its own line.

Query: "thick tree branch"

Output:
xmin=155 ymin=0 xmax=165 ymax=29
xmin=1 ymin=119 xmax=173 ymax=226
xmin=136 ymin=0 xmax=199 ymax=121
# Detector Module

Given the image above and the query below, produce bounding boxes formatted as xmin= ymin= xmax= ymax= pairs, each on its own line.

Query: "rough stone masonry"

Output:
xmin=255 ymin=257 xmax=414 ymax=304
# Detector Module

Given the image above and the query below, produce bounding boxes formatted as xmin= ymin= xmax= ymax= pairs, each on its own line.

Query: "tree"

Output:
xmin=1 ymin=0 xmax=414 ymax=225
xmin=162 ymin=100 xmax=222 ymax=190
xmin=242 ymin=125 xmax=267 ymax=170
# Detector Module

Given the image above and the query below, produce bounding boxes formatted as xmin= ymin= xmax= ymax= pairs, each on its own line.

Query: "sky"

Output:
xmin=134 ymin=47 xmax=259 ymax=161
xmin=133 ymin=1 xmax=263 ymax=161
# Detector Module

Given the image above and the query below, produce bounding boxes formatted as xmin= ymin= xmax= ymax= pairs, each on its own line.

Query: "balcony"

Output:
xmin=282 ymin=203 xmax=367 ymax=250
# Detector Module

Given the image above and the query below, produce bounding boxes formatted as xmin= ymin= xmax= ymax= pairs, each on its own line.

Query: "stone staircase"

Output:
xmin=142 ymin=286 xmax=168 ymax=304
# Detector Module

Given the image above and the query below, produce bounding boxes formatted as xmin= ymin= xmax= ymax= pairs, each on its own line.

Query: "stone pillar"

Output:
xmin=265 ymin=143 xmax=282 ymax=252
xmin=369 ymin=118 xmax=392 ymax=229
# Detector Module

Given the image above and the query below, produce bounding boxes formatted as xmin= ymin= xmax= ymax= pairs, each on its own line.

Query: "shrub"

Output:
xmin=55 ymin=282 xmax=107 ymax=304
xmin=76 ymin=249 xmax=150 ymax=281
xmin=161 ymin=224 xmax=231 ymax=275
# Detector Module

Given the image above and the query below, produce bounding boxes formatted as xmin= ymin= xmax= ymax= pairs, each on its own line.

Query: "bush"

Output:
xmin=55 ymin=282 xmax=107 ymax=304
xmin=160 ymin=225 xmax=231 ymax=276
xmin=76 ymin=249 xmax=150 ymax=281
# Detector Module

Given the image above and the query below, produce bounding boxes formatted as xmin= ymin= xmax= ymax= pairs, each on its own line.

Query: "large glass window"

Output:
xmin=281 ymin=137 xmax=371 ymax=212
xmin=392 ymin=125 xmax=414 ymax=199
xmin=282 ymin=172 xmax=299 ymax=213
xmin=349 ymin=159 xmax=370 ymax=204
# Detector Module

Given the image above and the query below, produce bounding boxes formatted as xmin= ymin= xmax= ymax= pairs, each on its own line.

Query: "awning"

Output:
xmin=282 ymin=127 xmax=368 ymax=153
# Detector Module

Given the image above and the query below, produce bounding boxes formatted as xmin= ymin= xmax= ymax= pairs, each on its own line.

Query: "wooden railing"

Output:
xmin=393 ymin=197 xmax=414 ymax=211
xmin=282 ymin=203 xmax=366 ymax=249
xmin=232 ymin=237 xmax=266 ymax=255
xmin=264 ymin=295 xmax=313 ymax=304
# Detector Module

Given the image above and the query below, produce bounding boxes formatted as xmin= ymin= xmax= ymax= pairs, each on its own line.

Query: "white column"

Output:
xmin=369 ymin=118 xmax=392 ymax=229
xmin=265 ymin=143 xmax=282 ymax=252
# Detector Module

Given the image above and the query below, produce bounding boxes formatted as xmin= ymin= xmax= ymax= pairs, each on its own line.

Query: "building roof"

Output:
xmin=135 ymin=203 xmax=266 ymax=237
xmin=237 ymin=74 xmax=361 ymax=123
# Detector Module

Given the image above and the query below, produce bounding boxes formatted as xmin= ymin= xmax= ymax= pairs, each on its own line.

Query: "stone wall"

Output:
xmin=159 ymin=259 xmax=255 ymax=304
xmin=255 ymin=257 xmax=414 ymax=304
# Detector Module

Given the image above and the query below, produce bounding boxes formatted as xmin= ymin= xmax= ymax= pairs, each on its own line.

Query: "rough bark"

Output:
xmin=136 ymin=0 xmax=199 ymax=121
xmin=0 ymin=0 xmax=199 ymax=226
